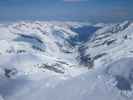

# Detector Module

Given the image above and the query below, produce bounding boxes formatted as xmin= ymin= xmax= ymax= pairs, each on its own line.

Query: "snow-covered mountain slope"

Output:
xmin=0 ymin=21 xmax=133 ymax=100
xmin=84 ymin=21 xmax=132 ymax=66
xmin=0 ymin=21 xmax=83 ymax=76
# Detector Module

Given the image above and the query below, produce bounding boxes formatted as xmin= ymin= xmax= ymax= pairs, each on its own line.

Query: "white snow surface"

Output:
xmin=0 ymin=21 xmax=133 ymax=100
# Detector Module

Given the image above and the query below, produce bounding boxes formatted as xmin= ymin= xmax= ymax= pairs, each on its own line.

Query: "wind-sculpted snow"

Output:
xmin=0 ymin=21 xmax=133 ymax=100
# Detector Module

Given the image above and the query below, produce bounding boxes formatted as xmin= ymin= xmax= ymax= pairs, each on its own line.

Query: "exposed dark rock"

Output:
xmin=115 ymin=76 xmax=132 ymax=91
xmin=123 ymin=35 xmax=128 ymax=39
xmin=14 ymin=34 xmax=44 ymax=46
xmin=78 ymin=46 xmax=94 ymax=68
xmin=38 ymin=64 xmax=64 ymax=74
xmin=4 ymin=68 xmax=18 ymax=78
xmin=32 ymin=45 xmax=45 ymax=52
xmin=17 ymin=50 xmax=26 ymax=53
xmin=93 ymin=53 xmax=107 ymax=60
xmin=106 ymin=39 xmax=116 ymax=46
xmin=19 ymin=34 xmax=43 ymax=43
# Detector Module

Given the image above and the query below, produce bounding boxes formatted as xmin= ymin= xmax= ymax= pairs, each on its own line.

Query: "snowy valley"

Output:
xmin=0 ymin=21 xmax=133 ymax=100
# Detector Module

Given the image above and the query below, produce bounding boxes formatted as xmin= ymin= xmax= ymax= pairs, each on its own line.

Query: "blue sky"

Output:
xmin=0 ymin=0 xmax=132 ymax=22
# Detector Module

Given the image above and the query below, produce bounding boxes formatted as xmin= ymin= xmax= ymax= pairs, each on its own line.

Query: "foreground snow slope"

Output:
xmin=0 ymin=21 xmax=133 ymax=100
xmin=2 ymin=58 xmax=133 ymax=100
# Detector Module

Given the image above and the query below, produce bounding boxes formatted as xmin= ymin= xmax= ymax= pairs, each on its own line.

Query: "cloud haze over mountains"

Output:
xmin=0 ymin=0 xmax=132 ymax=22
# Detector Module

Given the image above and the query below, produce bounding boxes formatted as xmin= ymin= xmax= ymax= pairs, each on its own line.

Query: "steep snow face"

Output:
xmin=0 ymin=21 xmax=133 ymax=100
xmin=83 ymin=21 xmax=133 ymax=66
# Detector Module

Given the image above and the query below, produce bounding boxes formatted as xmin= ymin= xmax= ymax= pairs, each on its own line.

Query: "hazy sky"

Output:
xmin=0 ymin=0 xmax=132 ymax=22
